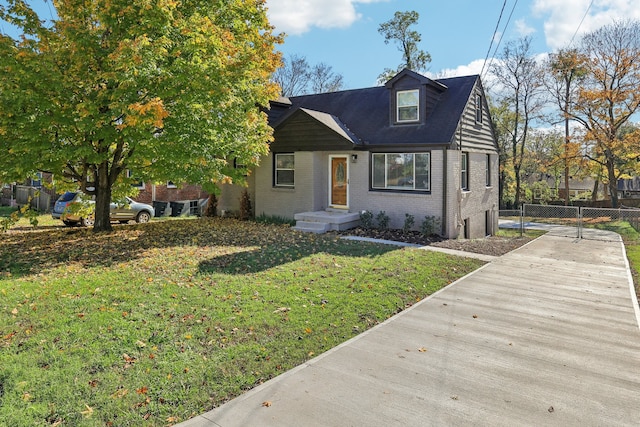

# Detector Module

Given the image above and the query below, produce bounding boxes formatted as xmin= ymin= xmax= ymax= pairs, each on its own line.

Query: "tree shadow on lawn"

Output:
xmin=0 ymin=217 xmax=398 ymax=278
xmin=197 ymin=236 xmax=397 ymax=274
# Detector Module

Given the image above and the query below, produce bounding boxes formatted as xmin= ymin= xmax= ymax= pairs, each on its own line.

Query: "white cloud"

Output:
xmin=533 ymin=0 xmax=640 ymax=50
xmin=515 ymin=18 xmax=536 ymax=37
xmin=430 ymin=59 xmax=487 ymax=79
xmin=266 ymin=0 xmax=386 ymax=35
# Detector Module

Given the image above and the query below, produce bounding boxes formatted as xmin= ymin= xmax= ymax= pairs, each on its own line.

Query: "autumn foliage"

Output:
xmin=0 ymin=0 xmax=282 ymax=231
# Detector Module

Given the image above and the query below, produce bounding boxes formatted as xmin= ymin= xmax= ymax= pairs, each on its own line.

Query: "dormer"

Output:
xmin=385 ymin=68 xmax=447 ymax=126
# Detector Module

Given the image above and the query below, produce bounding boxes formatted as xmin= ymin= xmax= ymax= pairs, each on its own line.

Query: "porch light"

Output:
xmin=351 ymin=154 xmax=358 ymax=163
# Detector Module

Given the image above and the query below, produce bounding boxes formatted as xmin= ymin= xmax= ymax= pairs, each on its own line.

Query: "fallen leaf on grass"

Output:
xmin=112 ymin=388 xmax=129 ymax=398
xmin=80 ymin=404 xmax=94 ymax=418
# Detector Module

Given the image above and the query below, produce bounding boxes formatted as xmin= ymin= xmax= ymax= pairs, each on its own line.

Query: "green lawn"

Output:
xmin=0 ymin=218 xmax=484 ymax=426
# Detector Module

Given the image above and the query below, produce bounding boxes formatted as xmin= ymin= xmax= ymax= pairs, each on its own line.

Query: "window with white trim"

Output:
xmin=30 ymin=172 xmax=43 ymax=188
xmin=461 ymin=152 xmax=469 ymax=191
xmin=396 ymin=89 xmax=419 ymax=122
xmin=485 ymin=154 xmax=491 ymax=187
xmin=126 ymin=170 xmax=144 ymax=189
xmin=475 ymin=94 xmax=483 ymax=124
xmin=372 ymin=153 xmax=430 ymax=191
xmin=167 ymin=181 xmax=177 ymax=189
xmin=274 ymin=153 xmax=295 ymax=187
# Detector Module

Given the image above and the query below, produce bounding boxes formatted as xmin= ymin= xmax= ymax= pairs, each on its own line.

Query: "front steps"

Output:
xmin=292 ymin=210 xmax=360 ymax=234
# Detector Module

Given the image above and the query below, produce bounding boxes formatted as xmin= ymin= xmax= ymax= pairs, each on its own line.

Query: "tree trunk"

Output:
xmin=607 ymin=160 xmax=619 ymax=208
xmin=93 ymin=161 xmax=113 ymax=232
xmin=514 ymin=164 xmax=522 ymax=208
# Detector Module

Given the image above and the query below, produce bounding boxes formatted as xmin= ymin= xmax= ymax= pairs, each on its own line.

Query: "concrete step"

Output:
xmin=292 ymin=221 xmax=331 ymax=234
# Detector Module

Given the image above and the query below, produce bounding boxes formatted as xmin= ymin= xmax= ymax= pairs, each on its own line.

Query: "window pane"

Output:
xmin=415 ymin=153 xmax=430 ymax=190
xmin=276 ymin=154 xmax=294 ymax=169
xmin=372 ymin=154 xmax=386 ymax=188
xmin=461 ymin=152 xmax=469 ymax=190
xmin=398 ymin=106 xmax=418 ymax=121
xmin=276 ymin=170 xmax=294 ymax=186
xmin=397 ymin=90 xmax=419 ymax=121
xmin=371 ymin=152 xmax=430 ymax=191
xmin=386 ymin=154 xmax=404 ymax=187
xmin=275 ymin=153 xmax=294 ymax=186
xmin=398 ymin=154 xmax=414 ymax=188
xmin=397 ymin=90 xmax=418 ymax=107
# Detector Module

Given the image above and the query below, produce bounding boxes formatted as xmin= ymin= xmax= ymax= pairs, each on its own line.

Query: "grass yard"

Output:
xmin=0 ymin=218 xmax=484 ymax=426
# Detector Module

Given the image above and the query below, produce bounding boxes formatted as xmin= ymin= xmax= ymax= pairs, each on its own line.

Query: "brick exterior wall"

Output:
xmin=456 ymin=150 xmax=499 ymax=239
xmin=134 ymin=183 xmax=208 ymax=205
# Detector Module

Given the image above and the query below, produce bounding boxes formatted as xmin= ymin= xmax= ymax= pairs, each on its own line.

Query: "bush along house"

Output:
xmin=225 ymin=69 xmax=499 ymax=239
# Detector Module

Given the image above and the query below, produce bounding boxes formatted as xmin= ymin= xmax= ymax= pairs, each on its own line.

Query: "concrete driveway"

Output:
xmin=177 ymin=232 xmax=640 ymax=427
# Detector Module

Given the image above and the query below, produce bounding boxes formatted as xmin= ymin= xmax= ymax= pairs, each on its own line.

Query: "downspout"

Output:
xmin=442 ymin=149 xmax=447 ymax=237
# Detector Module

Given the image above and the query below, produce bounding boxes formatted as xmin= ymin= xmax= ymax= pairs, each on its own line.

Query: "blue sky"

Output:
xmin=3 ymin=0 xmax=639 ymax=90
xmin=267 ymin=0 xmax=640 ymax=89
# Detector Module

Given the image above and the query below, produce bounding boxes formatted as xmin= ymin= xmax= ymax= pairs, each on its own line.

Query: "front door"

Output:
xmin=330 ymin=155 xmax=348 ymax=208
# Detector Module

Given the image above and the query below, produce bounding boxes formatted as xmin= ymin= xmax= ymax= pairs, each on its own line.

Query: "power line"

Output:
xmin=568 ymin=0 xmax=594 ymax=46
xmin=482 ymin=0 xmax=519 ymax=80
xmin=480 ymin=0 xmax=508 ymax=78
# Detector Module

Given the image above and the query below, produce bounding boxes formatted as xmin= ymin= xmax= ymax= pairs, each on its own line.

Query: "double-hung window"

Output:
xmin=396 ymin=89 xmax=419 ymax=122
xmin=372 ymin=153 xmax=430 ymax=191
xmin=485 ymin=154 xmax=491 ymax=187
xmin=126 ymin=170 xmax=144 ymax=189
xmin=461 ymin=152 xmax=469 ymax=191
xmin=274 ymin=153 xmax=295 ymax=187
xmin=475 ymin=94 xmax=483 ymax=124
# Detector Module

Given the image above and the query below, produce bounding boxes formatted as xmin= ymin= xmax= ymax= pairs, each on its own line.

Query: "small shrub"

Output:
xmin=359 ymin=210 xmax=374 ymax=229
xmin=239 ymin=189 xmax=252 ymax=221
xmin=204 ymin=194 xmax=217 ymax=217
xmin=1 ymin=201 xmax=38 ymax=233
xmin=375 ymin=211 xmax=390 ymax=230
xmin=421 ymin=215 xmax=441 ymax=237
xmin=254 ymin=213 xmax=295 ymax=226
xmin=403 ymin=213 xmax=415 ymax=234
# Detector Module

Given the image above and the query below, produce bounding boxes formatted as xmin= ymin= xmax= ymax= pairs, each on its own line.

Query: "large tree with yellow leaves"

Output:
xmin=0 ymin=0 xmax=281 ymax=231
xmin=570 ymin=20 xmax=640 ymax=207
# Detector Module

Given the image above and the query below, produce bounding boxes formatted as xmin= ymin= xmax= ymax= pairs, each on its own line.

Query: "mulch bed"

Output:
xmin=334 ymin=227 xmax=533 ymax=257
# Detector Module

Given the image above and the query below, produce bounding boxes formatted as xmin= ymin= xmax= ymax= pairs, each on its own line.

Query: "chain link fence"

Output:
xmin=499 ymin=204 xmax=640 ymax=241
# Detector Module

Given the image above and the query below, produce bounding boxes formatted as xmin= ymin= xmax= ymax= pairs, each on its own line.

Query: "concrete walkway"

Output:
xmin=177 ymin=232 xmax=640 ymax=427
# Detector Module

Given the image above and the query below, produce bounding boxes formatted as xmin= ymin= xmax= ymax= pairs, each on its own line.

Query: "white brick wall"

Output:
xmin=248 ymin=149 xmax=498 ymax=239
xmin=349 ymin=151 xmax=445 ymax=233
xmin=456 ymin=151 xmax=499 ymax=239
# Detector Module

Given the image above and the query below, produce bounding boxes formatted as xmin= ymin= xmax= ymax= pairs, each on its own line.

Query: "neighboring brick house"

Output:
xmin=133 ymin=182 xmax=209 ymax=216
xmin=220 ymin=69 xmax=499 ymax=239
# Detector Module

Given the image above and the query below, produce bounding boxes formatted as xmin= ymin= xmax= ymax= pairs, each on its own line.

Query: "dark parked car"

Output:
xmin=52 ymin=192 xmax=155 ymax=226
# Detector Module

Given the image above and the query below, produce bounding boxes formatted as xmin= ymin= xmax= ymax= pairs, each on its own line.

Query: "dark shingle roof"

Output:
xmin=268 ymin=74 xmax=479 ymax=149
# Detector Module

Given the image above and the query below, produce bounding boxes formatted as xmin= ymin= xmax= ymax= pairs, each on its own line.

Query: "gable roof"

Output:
xmin=298 ymin=108 xmax=360 ymax=145
xmin=268 ymin=73 xmax=480 ymax=150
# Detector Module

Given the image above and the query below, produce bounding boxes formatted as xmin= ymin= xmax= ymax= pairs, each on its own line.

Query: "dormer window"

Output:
xmin=397 ymin=89 xmax=419 ymax=122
